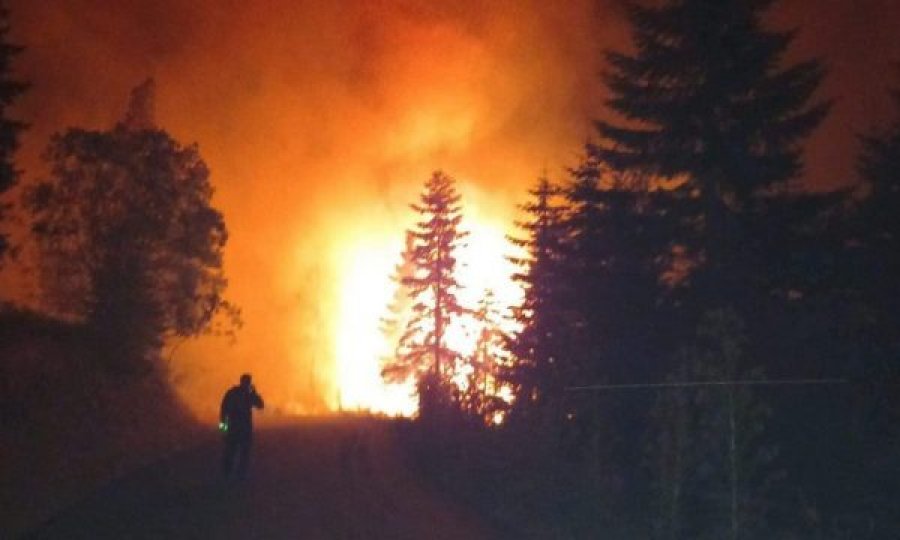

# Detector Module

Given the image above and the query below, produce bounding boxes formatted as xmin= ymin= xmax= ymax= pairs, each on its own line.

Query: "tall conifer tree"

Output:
xmin=854 ymin=81 xmax=900 ymax=414
xmin=595 ymin=0 xmax=829 ymax=300
xmin=562 ymin=158 xmax=677 ymax=385
xmin=381 ymin=171 xmax=468 ymax=412
xmin=506 ymin=174 xmax=570 ymax=419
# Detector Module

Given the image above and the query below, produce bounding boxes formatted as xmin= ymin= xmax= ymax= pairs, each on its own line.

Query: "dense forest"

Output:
xmin=1 ymin=0 xmax=898 ymax=538
xmin=0 ymin=6 xmax=236 ymax=532
xmin=378 ymin=2 xmax=899 ymax=538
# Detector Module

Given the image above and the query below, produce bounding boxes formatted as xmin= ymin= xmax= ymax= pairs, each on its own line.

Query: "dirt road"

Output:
xmin=27 ymin=417 xmax=500 ymax=539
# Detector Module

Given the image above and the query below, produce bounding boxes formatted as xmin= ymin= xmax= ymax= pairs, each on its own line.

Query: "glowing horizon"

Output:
xmin=3 ymin=1 xmax=610 ymax=419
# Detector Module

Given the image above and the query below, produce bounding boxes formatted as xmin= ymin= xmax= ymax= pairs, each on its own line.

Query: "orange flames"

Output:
xmin=4 ymin=1 xmax=609 ymax=419
xmin=331 ymin=183 xmax=524 ymax=416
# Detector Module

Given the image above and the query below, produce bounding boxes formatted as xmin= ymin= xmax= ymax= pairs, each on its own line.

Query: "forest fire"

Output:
xmin=4 ymin=1 xmax=900 ymax=537
xmin=1 ymin=0 xmax=612 ymax=417
xmin=333 ymin=184 xmax=523 ymax=416
xmin=3 ymin=0 xmax=897 ymax=422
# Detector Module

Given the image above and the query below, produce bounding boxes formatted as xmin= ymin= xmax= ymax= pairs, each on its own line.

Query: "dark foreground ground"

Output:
xmin=25 ymin=417 xmax=500 ymax=539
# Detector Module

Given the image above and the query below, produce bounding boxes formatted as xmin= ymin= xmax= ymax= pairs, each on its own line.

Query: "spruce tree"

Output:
xmin=564 ymin=158 xmax=678 ymax=384
xmin=595 ymin=0 xmax=829 ymax=301
xmin=559 ymin=156 xmax=683 ymax=501
xmin=561 ymin=158 xmax=614 ymax=390
xmin=506 ymin=174 xmax=570 ymax=421
xmin=0 ymin=5 xmax=26 ymax=262
xmin=842 ymin=82 xmax=900 ymax=535
xmin=855 ymin=82 xmax=900 ymax=397
xmin=381 ymin=170 xmax=468 ymax=415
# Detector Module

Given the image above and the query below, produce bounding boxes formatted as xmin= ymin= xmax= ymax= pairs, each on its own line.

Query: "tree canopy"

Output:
xmin=26 ymin=80 xmax=237 ymax=371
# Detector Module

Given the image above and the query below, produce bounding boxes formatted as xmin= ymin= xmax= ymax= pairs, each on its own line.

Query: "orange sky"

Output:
xmin=3 ymin=0 xmax=899 ymax=416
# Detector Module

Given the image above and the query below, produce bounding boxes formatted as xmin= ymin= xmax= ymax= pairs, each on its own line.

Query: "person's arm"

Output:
xmin=250 ymin=387 xmax=264 ymax=410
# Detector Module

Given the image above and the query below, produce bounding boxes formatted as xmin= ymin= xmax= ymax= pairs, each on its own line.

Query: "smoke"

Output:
xmin=4 ymin=0 xmax=899 ymax=416
xmin=4 ymin=0 xmax=617 ymax=415
xmin=775 ymin=0 xmax=900 ymax=190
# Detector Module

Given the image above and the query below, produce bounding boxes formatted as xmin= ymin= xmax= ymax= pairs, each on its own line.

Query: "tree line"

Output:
xmin=0 ymin=0 xmax=896 ymax=534
xmin=382 ymin=1 xmax=899 ymax=537
xmin=0 ymin=13 xmax=236 ymax=379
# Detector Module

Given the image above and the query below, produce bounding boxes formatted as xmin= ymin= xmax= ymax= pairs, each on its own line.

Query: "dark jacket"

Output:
xmin=220 ymin=385 xmax=264 ymax=438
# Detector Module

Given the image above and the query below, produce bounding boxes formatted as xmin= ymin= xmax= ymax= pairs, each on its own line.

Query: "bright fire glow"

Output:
xmin=333 ymin=186 xmax=523 ymax=416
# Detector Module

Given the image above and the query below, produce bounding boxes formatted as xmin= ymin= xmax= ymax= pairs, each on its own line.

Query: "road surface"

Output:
xmin=27 ymin=417 xmax=501 ymax=539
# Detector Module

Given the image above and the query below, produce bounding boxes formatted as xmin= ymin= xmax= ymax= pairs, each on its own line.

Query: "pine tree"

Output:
xmin=565 ymin=158 xmax=680 ymax=382
xmin=506 ymin=173 xmax=570 ymax=421
xmin=381 ymin=170 xmax=469 ymax=415
xmin=855 ymin=80 xmax=900 ymax=398
xmin=840 ymin=81 xmax=900 ymax=535
xmin=561 ymin=159 xmax=612 ymax=389
xmin=0 ymin=5 xmax=26 ymax=262
xmin=555 ymin=156 xmax=685 ymax=501
xmin=595 ymin=0 xmax=829 ymax=301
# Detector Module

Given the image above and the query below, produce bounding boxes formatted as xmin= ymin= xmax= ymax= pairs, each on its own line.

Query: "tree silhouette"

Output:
xmin=562 ymin=157 xmax=677 ymax=385
xmin=0 ymin=5 xmax=26 ymax=263
xmin=595 ymin=0 xmax=829 ymax=302
xmin=381 ymin=170 xmax=468 ymax=414
xmin=830 ymin=82 xmax=900 ymax=535
xmin=506 ymin=173 xmax=570 ymax=421
xmin=857 ymin=81 xmax=900 ymax=343
xmin=26 ymin=80 xmax=238 ymax=373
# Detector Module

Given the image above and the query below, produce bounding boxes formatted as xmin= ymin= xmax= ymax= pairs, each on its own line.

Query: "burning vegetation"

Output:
xmin=2 ymin=0 xmax=900 ymax=537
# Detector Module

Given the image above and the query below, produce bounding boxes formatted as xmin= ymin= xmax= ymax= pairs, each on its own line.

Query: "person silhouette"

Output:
xmin=220 ymin=373 xmax=264 ymax=479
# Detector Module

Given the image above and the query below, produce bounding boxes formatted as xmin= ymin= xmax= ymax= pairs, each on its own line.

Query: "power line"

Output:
xmin=565 ymin=378 xmax=848 ymax=392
